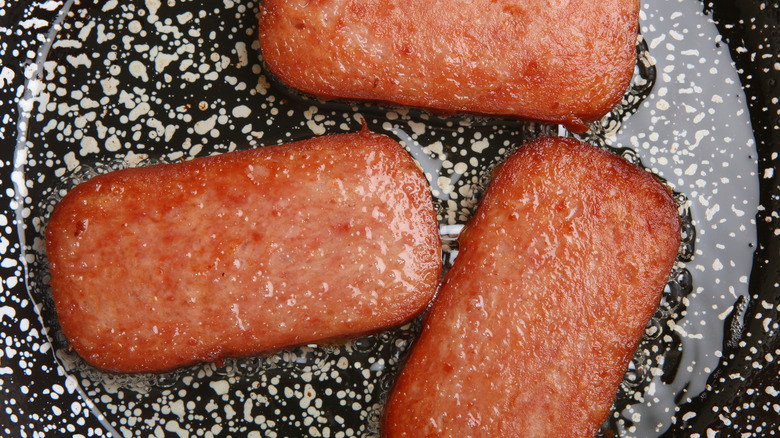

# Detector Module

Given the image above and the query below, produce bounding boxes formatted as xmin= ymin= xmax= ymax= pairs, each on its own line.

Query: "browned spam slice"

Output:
xmin=45 ymin=130 xmax=442 ymax=373
xmin=383 ymin=137 xmax=681 ymax=437
xmin=258 ymin=0 xmax=639 ymax=132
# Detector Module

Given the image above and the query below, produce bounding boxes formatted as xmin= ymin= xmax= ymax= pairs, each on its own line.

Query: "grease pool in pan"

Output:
xmin=1 ymin=0 xmax=767 ymax=437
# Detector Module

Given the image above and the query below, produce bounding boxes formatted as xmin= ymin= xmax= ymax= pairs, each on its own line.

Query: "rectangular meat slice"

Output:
xmin=257 ymin=0 xmax=639 ymax=132
xmin=383 ymin=137 xmax=681 ymax=437
xmin=45 ymin=130 xmax=442 ymax=373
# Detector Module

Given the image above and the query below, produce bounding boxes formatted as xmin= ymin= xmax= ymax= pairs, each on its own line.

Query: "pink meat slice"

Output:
xmin=45 ymin=130 xmax=442 ymax=373
xmin=383 ymin=137 xmax=681 ymax=437
xmin=258 ymin=0 xmax=639 ymax=132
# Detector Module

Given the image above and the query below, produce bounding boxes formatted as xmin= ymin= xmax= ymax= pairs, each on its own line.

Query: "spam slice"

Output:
xmin=45 ymin=130 xmax=442 ymax=373
xmin=383 ymin=137 xmax=681 ymax=437
xmin=258 ymin=0 xmax=639 ymax=132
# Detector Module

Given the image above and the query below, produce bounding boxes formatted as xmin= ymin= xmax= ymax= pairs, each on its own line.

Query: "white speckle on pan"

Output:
xmin=232 ymin=105 xmax=251 ymax=118
xmin=66 ymin=54 xmax=91 ymax=68
xmin=96 ymin=23 xmax=115 ymax=44
xmin=305 ymin=106 xmax=328 ymax=135
xmin=153 ymin=52 xmax=179 ymax=73
xmin=146 ymin=0 xmax=161 ymax=17
xmin=210 ymin=380 xmax=230 ymax=396
xmin=407 ymin=121 xmax=426 ymax=136
xmin=129 ymin=60 xmax=149 ymax=81
xmin=100 ymin=77 xmax=120 ymax=96
xmin=128 ymin=102 xmax=151 ymax=122
xmin=235 ymin=41 xmax=249 ymax=68
xmin=105 ymin=134 xmax=122 ymax=152
xmin=63 ymin=152 xmax=80 ymax=171
xmin=705 ymin=204 xmax=720 ymax=221
xmin=177 ymin=12 xmax=194 ymax=25
xmin=224 ymin=404 xmax=237 ymax=420
xmin=193 ymin=114 xmax=218 ymax=136
xmin=39 ymin=0 xmax=62 ymax=11
xmin=19 ymin=17 xmax=49 ymax=29
xmin=471 ymin=138 xmax=489 ymax=153
xmin=79 ymin=136 xmax=99 ymax=156
xmin=0 ymin=306 xmax=16 ymax=322
xmin=0 ymin=65 xmax=15 ymax=87
xmin=102 ymin=0 xmax=119 ymax=12
xmin=128 ymin=20 xmax=143 ymax=34
xmin=165 ymin=419 xmax=190 ymax=438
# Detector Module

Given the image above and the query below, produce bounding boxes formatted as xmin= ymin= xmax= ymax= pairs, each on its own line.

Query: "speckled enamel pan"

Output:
xmin=0 ymin=0 xmax=778 ymax=436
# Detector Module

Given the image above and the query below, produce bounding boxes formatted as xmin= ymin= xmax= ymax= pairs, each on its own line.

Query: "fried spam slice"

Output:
xmin=45 ymin=130 xmax=441 ymax=373
xmin=258 ymin=0 xmax=639 ymax=132
xmin=383 ymin=137 xmax=681 ymax=437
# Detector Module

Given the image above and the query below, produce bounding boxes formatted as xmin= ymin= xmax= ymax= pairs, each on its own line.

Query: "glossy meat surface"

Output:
xmin=45 ymin=131 xmax=441 ymax=373
xmin=258 ymin=0 xmax=639 ymax=132
xmin=383 ymin=137 xmax=681 ymax=437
